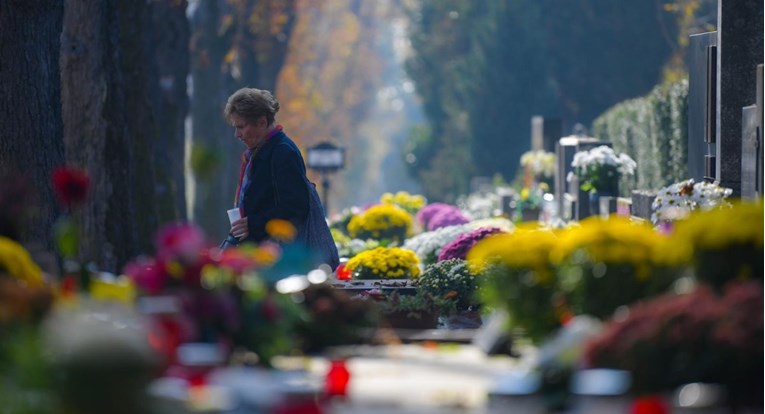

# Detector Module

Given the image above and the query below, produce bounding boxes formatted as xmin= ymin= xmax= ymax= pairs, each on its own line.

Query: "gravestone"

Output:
xmin=631 ymin=190 xmax=656 ymax=222
xmin=742 ymin=64 xmax=765 ymax=198
xmin=687 ymin=32 xmax=717 ymax=182
xmin=740 ymin=105 xmax=760 ymax=199
xmin=554 ymin=136 xmax=610 ymax=221
xmin=531 ymin=116 xmax=562 ymax=154
xmin=574 ymin=140 xmax=612 ymax=220
xmin=715 ymin=0 xmax=764 ymax=195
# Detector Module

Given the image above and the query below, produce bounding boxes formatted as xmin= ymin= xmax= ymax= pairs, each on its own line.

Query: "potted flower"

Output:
xmin=379 ymin=191 xmax=427 ymax=215
xmin=550 ymin=216 xmax=674 ymax=320
xmin=346 ymin=204 xmax=413 ymax=244
xmin=418 ymin=259 xmax=481 ymax=311
xmin=468 ymin=229 xmax=564 ymax=344
xmin=520 ymin=150 xmax=557 ymax=182
xmin=650 ymin=179 xmax=733 ymax=225
xmin=570 ymin=145 xmax=636 ymax=215
xmin=667 ymin=201 xmax=763 ymax=291
xmin=344 ymin=246 xmax=421 ymax=280
xmin=402 ymin=223 xmax=472 ymax=266
xmin=584 ymin=281 xmax=763 ymax=409
xmin=376 ymin=290 xmax=455 ymax=330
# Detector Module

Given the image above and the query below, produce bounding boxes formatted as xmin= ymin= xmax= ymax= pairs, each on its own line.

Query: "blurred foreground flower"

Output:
xmin=52 ymin=166 xmax=90 ymax=207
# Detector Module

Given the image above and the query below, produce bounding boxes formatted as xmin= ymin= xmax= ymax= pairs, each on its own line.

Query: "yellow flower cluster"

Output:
xmin=672 ymin=201 xmax=763 ymax=252
xmin=467 ymin=229 xmax=558 ymax=285
xmin=0 ymin=236 xmax=44 ymax=286
xmin=380 ymin=191 xmax=426 ymax=214
xmin=347 ymin=204 xmax=413 ymax=242
xmin=551 ymin=216 xmax=663 ymax=280
xmin=345 ymin=246 xmax=421 ymax=279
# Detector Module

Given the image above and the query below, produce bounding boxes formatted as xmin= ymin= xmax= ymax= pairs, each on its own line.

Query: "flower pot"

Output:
xmin=383 ymin=310 xmax=439 ymax=330
xmin=589 ymin=191 xmax=617 ymax=218
xmin=520 ymin=207 xmax=541 ymax=222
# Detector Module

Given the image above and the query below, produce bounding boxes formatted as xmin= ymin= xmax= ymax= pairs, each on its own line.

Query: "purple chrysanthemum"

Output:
xmin=427 ymin=208 xmax=469 ymax=231
xmin=438 ymin=227 xmax=504 ymax=262
xmin=416 ymin=203 xmax=457 ymax=228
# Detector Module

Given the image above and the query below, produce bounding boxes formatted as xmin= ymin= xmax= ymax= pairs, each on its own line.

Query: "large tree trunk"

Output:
xmin=0 ymin=0 xmax=65 ymax=252
xmin=190 ymin=0 xmax=234 ymax=240
xmin=152 ymin=0 xmax=190 ymax=222
xmin=190 ymin=0 xmax=296 ymax=240
xmin=60 ymin=0 xmax=141 ymax=272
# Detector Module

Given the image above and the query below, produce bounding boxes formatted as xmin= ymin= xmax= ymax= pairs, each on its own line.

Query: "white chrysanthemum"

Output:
xmin=651 ymin=179 xmax=733 ymax=224
xmin=402 ymin=224 xmax=472 ymax=264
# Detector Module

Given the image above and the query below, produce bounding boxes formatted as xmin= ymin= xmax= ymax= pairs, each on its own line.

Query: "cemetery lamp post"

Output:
xmin=306 ymin=141 xmax=345 ymax=216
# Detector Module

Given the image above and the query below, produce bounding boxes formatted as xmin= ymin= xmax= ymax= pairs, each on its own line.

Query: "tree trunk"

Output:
xmin=190 ymin=0 xmax=235 ymax=240
xmin=151 ymin=0 xmax=190 ymax=222
xmin=60 ymin=0 xmax=141 ymax=272
xmin=0 ymin=0 xmax=65 ymax=253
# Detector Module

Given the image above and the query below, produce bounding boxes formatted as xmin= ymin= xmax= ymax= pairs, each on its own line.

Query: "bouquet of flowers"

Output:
xmin=380 ymin=191 xmax=427 ymax=214
xmin=551 ymin=216 xmax=673 ymax=320
xmin=418 ymin=259 xmax=480 ymax=312
xmin=468 ymin=229 xmax=564 ymax=343
xmin=651 ymin=179 xmax=733 ymax=224
xmin=416 ymin=203 xmax=462 ymax=229
xmin=344 ymin=246 xmax=421 ymax=280
xmin=521 ymin=150 xmax=556 ymax=179
xmin=570 ymin=145 xmax=636 ymax=194
xmin=346 ymin=204 xmax=412 ymax=243
xmin=402 ymin=223 xmax=472 ymax=266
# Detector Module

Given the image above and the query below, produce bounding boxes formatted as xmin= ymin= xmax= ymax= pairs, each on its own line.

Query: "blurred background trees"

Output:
xmin=0 ymin=0 xmax=716 ymax=271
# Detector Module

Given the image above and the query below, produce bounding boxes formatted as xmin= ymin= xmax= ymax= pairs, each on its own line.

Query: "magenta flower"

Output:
xmin=427 ymin=208 xmax=470 ymax=231
xmin=416 ymin=203 xmax=457 ymax=228
xmin=155 ymin=222 xmax=207 ymax=262
xmin=438 ymin=227 xmax=504 ymax=262
xmin=123 ymin=256 xmax=168 ymax=294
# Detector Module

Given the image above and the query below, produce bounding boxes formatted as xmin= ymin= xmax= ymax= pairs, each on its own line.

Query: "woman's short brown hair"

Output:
xmin=224 ymin=88 xmax=280 ymax=126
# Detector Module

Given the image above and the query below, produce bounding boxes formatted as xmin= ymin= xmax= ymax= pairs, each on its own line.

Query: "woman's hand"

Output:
xmin=230 ymin=217 xmax=249 ymax=241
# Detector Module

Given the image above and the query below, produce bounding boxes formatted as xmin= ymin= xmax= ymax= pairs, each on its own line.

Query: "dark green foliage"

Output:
xmin=592 ymin=80 xmax=688 ymax=191
xmin=404 ymin=1 xmax=678 ymax=201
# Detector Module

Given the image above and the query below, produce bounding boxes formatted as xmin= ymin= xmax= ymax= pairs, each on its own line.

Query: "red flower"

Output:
xmin=52 ymin=167 xmax=90 ymax=206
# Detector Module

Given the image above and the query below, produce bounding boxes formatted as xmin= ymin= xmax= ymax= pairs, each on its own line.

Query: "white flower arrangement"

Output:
xmin=651 ymin=179 xmax=733 ymax=224
xmin=570 ymin=145 xmax=637 ymax=193
xmin=402 ymin=224 xmax=472 ymax=266
xmin=456 ymin=192 xmax=498 ymax=220
xmin=521 ymin=150 xmax=557 ymax=178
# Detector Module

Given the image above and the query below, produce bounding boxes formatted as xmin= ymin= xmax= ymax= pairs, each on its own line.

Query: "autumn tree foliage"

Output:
xmin=276 ymin=0 xmax=403 ymax=210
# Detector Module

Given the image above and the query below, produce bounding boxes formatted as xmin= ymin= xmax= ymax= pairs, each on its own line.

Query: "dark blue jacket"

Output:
xmin=241 ymin=131 xmax=309 ymax=243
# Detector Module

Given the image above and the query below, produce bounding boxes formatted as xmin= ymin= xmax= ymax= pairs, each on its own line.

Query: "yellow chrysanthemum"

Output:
xmin=347 ymin=204 xmax=413 ymax=242
xmin=0 ymin=236 xmax=44 ymax=286
xmin=672 ymin=201 xmax=763 ymax=251
xmin=379 ymin=191 xmax=427 ymax=214
xmin=345 ymin=246 xmax=420 ymax=279
xmin=551 ymin=216 xmax=661 ymax=280
xmin=467 ymin=228 xmax=558 ymax=284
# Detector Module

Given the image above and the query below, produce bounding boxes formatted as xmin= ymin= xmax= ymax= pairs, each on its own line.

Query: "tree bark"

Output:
xmin=190 ymin=0 xmax=234 ymax=239
xmin=0 ymin=0 xmax=65 ymax=252
xmin=60 ymin=0 xmax=141 ymax=272
xmin=152 ymin=0 xmax=190 ymax=222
